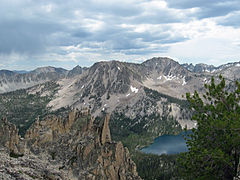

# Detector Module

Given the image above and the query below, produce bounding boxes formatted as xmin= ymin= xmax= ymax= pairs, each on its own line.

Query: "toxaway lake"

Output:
xmin=141 ymin=131 xmax=191 ymax=155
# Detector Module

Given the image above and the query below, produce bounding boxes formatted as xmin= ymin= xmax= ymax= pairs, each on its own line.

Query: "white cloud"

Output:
xmin=0 ymin=0 xmax=240 ymax=69
xmin=169 ymin=37 xmax=240 ymax=65
xmin=167 ymin=19 xmax=240 ymax=65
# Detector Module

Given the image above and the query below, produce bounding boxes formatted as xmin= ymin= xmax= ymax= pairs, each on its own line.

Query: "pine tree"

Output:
xmin=177 ymin=75 xmax=240 ymax=179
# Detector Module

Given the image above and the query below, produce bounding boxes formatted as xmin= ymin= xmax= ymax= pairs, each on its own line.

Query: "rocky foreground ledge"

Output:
xmin=0 ymin=109 xmax=142 ymax=180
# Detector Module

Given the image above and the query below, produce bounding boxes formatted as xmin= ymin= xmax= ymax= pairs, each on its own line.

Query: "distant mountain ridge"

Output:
xmin=182 ymin=61 xmax=240 ymax=74
xmin=0 ymin=66 xmax=86 ymax=93
xmin=13 ymin=70 xmax=29 ymax=74
xmin=182 ymin=63 xmax=217 ymax=73
xmin=1 ymin=58 xmax=240 ymax=94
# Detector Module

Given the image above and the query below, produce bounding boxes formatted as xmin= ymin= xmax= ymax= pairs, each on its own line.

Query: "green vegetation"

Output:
xmin=50 ymin=151 xmax=56 ymax=160
xmin=72 ymin=115 xmax=92 ymax=131
xmin=110 ymin=112 xmax=182 ymax=152
xmin=178 ymin=76 xmax=240 ymax=179
xmin=144 ymin=87 xmax=190 ymax=108
xmin=9 ymin=151 xmax=24 ymax=158
xmin=134 ymin=152 xmax=178 ymax=180
xmin=0 ymin=81 xmax=59 ymax=136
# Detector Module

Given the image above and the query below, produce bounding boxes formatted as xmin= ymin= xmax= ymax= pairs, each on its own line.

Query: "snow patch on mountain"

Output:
xmin=130 ymin=86 xmax=138 ymax=93
xmin=163 ymin=74 xmax=176 ymax=81
xmin=182 ymin=77 xmax=187 ymax=86
xmin=157 ymin=76 xmax=162 ymax=80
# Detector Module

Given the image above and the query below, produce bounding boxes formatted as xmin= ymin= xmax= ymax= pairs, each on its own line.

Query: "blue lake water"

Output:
xmin=141 ymin=131 xmax=191 ymax=155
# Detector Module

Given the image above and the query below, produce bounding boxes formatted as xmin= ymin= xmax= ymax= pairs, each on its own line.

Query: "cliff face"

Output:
xmin=0 ymin=109 xmax=141 ymax=180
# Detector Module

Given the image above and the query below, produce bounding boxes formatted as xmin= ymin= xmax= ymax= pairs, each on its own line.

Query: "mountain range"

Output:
xmin=1 ymin=57 xmax=240 ymax=145
xmin=2 ymin=57 xmax=240 ymax=95
xmin=1 ymin=57 xmax=240 ymax=179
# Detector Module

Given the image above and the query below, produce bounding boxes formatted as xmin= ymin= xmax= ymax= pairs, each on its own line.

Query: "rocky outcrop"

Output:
xmin=0 ymin=149 xmax=67 ymax=179
xmin=101 ymin=114 xmax=111 ymax=145
xmin=0 ymin=118 xmax=24 ymax=155
xmin=0 ymin=109 xmax=142 ymax=180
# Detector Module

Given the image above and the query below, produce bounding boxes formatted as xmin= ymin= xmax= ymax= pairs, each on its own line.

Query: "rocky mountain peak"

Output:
xmin=89 ymin=60 xmax=126 ymax=74
xmin=67 ymin=65 xmax=86 ymax=78
xmin=182 ymin=63 xmax=217 ymax=73
xmin=142 ymin=57 xmax=188 ymax=75
xmin=31 ymin=66 xmax=67 ymax=75
xmin=76 ymin=60 xmax=142 ymax=101
xmin=142 ymin=57 xmax=178 ymax=67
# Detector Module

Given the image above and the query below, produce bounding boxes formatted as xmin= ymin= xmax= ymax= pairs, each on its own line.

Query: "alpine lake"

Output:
xmin=141 ymin=131 xmax=191 ymax=155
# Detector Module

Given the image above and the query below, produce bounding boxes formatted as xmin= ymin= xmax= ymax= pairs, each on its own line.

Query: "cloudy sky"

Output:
xmin=0 ymin=0 xmax=240 ymax=70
